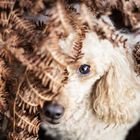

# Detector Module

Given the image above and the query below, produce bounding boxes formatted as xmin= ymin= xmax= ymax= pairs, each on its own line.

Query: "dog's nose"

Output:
xmin=43 ymin=102 xmax=64 ymax=120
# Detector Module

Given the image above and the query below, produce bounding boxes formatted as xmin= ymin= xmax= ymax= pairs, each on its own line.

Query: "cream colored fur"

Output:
xmin=41 ymin=31 xmax=140 ymax=140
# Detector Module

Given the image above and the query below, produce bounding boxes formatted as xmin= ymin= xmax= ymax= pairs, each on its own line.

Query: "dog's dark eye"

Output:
xmin=79 ymin=64 xmax=90 ymax=75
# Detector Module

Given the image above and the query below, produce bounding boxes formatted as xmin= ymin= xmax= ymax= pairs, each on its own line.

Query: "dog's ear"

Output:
xmin=92 ymin=64 xmax=136 ymax=124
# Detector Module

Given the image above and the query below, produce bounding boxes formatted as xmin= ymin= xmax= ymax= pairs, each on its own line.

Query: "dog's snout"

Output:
xmin=39 ymin=123 xmax=62 ymax=140
xmin=43 ymin=102 xmax=65 ymax=120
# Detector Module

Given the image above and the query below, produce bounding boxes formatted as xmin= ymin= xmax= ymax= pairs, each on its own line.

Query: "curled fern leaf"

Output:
xmin=68 ymin=30 xmax=85 ymax=63
xmin=9 ymin=10 xmax=38 ymax=41
xmin=15 ymin=110 xmax=40 ymax=135
xmin=0 ymin=0 xmax=15 ymax=9
xmin=0 ymin=57 xmax=10 ymax=111
xmin=10 ymin=130 xmax=38 ymax=140
xmin=15 ymin=71 xmax=55 ymax=114
xmin=19 ymin=0 xmax=45 ymax=16
xmin=0 ymin=0 xmax=16 ymax=26
xmin=133 ymin=42 xmax=140 ymax=75
xmin=6 ymin=33 xmax=69 ymax=91
xmin=44 ymin=0 xmax=79 ymax=37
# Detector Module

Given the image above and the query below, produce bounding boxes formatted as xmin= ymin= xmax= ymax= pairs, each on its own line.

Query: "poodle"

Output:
xmin=39 ymin=31 xmax=140 ymax=140
xmin=39 ymin=3 xmax=140 ymax=140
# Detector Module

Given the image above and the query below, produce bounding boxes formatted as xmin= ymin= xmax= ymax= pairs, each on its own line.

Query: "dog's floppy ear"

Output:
xmin=93 ymin=63 xmax=136 ymax=124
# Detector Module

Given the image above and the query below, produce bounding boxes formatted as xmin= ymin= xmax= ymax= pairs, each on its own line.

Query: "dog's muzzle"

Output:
xmin=39 ymin=101 xmax=65 ymax=140
xmin=39 ymin=123 xmax=62 ymax=140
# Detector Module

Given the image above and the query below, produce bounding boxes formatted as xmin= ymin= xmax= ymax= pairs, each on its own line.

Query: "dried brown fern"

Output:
xmin=68 ymin=30 xmax=86 ymax=63
xmin=44 ymin=1 xmax=76 ymax=38
xmin=119 ymin=0 xmax=140 ymax=30
xmin=79 ymin=2 xmax=128 ymax=49
xmin=82 ymin=0 xmax=140 ymax=30
xmin=133 ymin=42 xmax=140 ymax=75
xmin=10 ymin=131 xmax=38 ymax=140
xmin=1 ymin=1 xmax=70 ymax=139
xmin=44 ymin=1 xmax=88 ymax=63
xmin=14 ymin=110 xmax=40 ymax=135
xmin=0 ymin=0 xmax=15 ymax=26
xmin=9 ymin=11 xmax=40 ymax=42
xmin=0 ymin=58 xmax=9 ymax=111
xmin=0 ymin=0 xmax=139 ymax=140
xmin=0 ymin=0 xmax=17 ymax=62
xmin=0 ymin=55 xmax=12 ymax=138
xmin=0 ymin=0 xmax=15 ymax=121
xmin=0 ymin=1 xmax=16 ymax=136
xmin=18 ymin=0 xmax=45 ymax=16
xmin=15 ymin=71 xmax=57 ymax=111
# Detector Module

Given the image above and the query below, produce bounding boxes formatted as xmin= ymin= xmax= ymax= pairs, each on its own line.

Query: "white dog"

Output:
xmin=39 ymin=2 xmax=140 ymax=140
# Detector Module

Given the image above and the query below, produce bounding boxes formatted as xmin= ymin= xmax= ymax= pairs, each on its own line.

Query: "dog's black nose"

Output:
xmin=43 ymin=102 xmax=64 ymax=120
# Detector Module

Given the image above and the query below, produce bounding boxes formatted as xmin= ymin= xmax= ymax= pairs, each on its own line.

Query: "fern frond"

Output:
xmin=44 ymin=1 xmax=87 ymax=63
xmin=122 ymin=0 xmax=140 ymax=30
xmin=79 ymin=3 xmax=128 ymax=48
xmin=0 ymin=83 xmax=6 ymax=111
xmin=133 ymin=42 xmax=140 ymax=75
xmin=15 ymin=71 xmax=59 ymax=115
xmin=7 ymin=46 xmax=67 ymax=89
xmin=26 ymin=72 xmax=59 ymax=103
xmin=79 ymin=3 xmax=96 ymax=29
xmin=10 ymin=130 xmax=38 ymax=140
xmin=0 ymin=31 xmax=22 ymax=63
xmin=0 ymin=0 xmax=15 ymax=9
xmin=15 ymin=92 xmax=39 ymax=114
xmin=68 ymin=30 xmax=86 ymax=63
xmin=0 ymin=0 xmax=16 ymax=26
xmin=0 ymin=48 xmax=13 ymax=63
xmin=9 ymin=10 xmax=37 ymax=40
xmin=44 ymin=0 xmax=78 ymax=37
xmin=97 ymin=19 xmax=128 ymax=48
xmin=0 ymin=57 xmax=10 ymax=78
xmin=0 ymin=58 xmax=10 ymax=111
xmin=0 ymin=11 xmax=9 ymax=26
xmin=41 ymin=36 xmax=71 ymax=67
xmin=15 ymin=110 xmax=40 ymax=135
xmin=19 ymin=0 xmax=45 ymax=16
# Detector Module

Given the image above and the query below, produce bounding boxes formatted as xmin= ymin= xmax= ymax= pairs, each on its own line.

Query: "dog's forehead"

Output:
xmin=59 ymin=31 xmax=114 ymax=74
xmin=82 ymin=32 xmax=114 ymax=58
xmin=79 ymin=32 xmax=115 ymax=75
xmin=59 ymin=31 xmax=114 ymax=57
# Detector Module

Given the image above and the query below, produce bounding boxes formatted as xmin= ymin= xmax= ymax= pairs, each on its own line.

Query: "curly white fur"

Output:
xmin=40 ymin=30 xmax=140 ymax=140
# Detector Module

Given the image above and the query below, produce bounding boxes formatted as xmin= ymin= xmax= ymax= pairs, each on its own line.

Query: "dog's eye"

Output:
xmin=79 ymin=64 xmax=90 ymax=75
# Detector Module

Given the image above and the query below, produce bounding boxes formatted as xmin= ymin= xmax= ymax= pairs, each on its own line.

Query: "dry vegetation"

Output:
xmin=0 ymin=0 xmax=140 ymax=139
